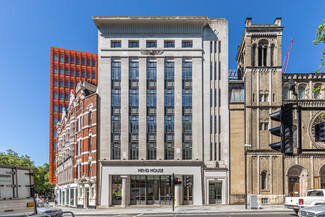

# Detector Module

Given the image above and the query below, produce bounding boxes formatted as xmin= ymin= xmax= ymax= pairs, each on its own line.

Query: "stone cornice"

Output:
xmin=282 ymin=73 xmax=325 ymax=81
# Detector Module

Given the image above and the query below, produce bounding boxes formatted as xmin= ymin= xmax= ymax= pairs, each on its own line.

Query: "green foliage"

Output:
xmin=0 ymin=149 xmax=53 ymax=195
xmin=313 ymin=19 xmax=325 ymax=73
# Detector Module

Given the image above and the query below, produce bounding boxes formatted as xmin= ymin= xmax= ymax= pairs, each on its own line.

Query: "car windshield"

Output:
xmin=307 ymin=191 xmax=324 ymax=196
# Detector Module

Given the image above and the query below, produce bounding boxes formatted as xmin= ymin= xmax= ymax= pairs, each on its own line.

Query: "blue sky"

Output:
xmin=0 ymin=0 xmax=324 ymax=166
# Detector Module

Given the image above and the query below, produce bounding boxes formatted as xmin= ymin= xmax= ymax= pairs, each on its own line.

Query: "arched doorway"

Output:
xmin=287 ymin=165 xmax=308 ymax=197
xmin=320 ymin=165 xmax=325 ymax=189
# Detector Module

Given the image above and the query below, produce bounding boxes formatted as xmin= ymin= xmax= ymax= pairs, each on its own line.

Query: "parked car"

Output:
xmin=298 ymin=203 xmax=325 ymax=217
xmin=285 ymin=189 xmax=325 ymax=214
xmin=36 ymin=202 xmax=63 ymax=217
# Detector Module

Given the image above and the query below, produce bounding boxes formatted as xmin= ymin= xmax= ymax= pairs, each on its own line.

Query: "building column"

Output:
xmin=139 ymin=58 xmax=147 ymax=160
xmin=68 ymin=188 xmax=71 ymax=206
xmin=74 ymin=188 xmax=77 ymax=207
xmin=156 ymin=57 xmax=165 ymax=160
xmin=121 ymin=57 xmax=129 ymax=160
xmin=121 ymin=175 xmax=128 ymax=208
xmin=174 ymin=58 xmax=182 ymax=160
xmin=267 ymin=45 xmax=271 ymax=66
xmin=175 ymin=176 xmax=182 ymax=206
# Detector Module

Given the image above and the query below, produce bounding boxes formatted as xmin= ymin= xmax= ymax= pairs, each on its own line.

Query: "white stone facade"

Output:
xmin=93 ymin=16 xmax=229 ymax=207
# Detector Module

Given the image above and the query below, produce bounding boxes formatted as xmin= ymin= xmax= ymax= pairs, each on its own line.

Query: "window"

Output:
xmin=60 ymin=55 xmax=63 ymax=62
xmin=214 ymin=89 xmax=217 ymax=107
xmin=129 ymin=89 xmax=139 ymax=106
xmin=165 ymin=142 xmax=174 ymax=160
xmin=210 ymin=90 xmax=212 ymax=107
xmin=71 ymin=57 xmax=74 ymax=64
xmin=129 ymin=116 xmax=139 ymax=133
xmin=82 ymin=58 xmax=85 ymax=65
xmin=182 ymin=40 xmax=193 ymax=48
xmin=146 ymin=41 xmax=157 ymax=48
xmin=165 ymin=116 xmax=174 ymax=133
xmin=76 ymin=70 xmax=80 ymax=77
xmin=89 ymin=111 xmax=92 ymax=125
xmin=53 ymin=141 xmax=57 ymax=150
xmin=60 ymin=68 xmax=63 ymax=75
xmin=78 ymin=140 xmax=81 ymax=155
xmin=298 ymin=86 xmax=306 ymax=99
xmin=71 ymin=82 xmax=74 ymax=88
xmin=60 ymin=80 xmax=63 ymax=87
xmin=283 ymin=86 xmax=289 ymax=100
xmin=147 ymin=116 xmax=156 ymax=133
xmin=112 ymin=116 xmax=121 ymax=133
xmin=65 ymin=56 xmax=69 ymax=63
xmin=164 ymin=41 xmax=175 ymax=48
xmin=54 ymin=55 xmax=58 ymax=62
xmin=210 ymin=143 xmax=213 ymax=161
xmin=59 ymin=104 xmax=63 ymax=113
xmin=259 ymin=94 xmax=263 ymax=102
xmin=129 ymin=60 xmax=139 ymax=80
xmin=214 ymin=116 xmax=217 ymax=134
xmin=111 ymin=143 xmax=121 ymax=160
xmin=54 ymin=91 xmax=58 ymax=100
xmin=76 ymin=58 xmax=80 ymax=65
xmin=89 ymin=162 xmax=92 ymax=177
xmin=147 ymin=60 xmax=156 ymax=80
xmin=165 ymin=89 xmax=174 ymax=106
xmin=164 ymin=60 xmax=174 ymax=80
xmin=82 ymin=70 xmax=85 ymax=78
xmin=54 ymin=116 xmax=57 ymax=125
xmin=147 ymin=143 xmax=156 ymax=160
xmin=264 ymin=93 xmax=269 ymax=102
xmin=314 ymin=84 xmax=322 ymax=99
xmin=219 ymin=41 xmax=221 ymax=53
xmin=261 ymin=171 xmax=267 ymax=190
xmin=182 ymin=59 xmax=192 ymax=80
xmin=54 ymin=104 xmax=57 ymax=112
xmin=147 ymin=89 xmax=157 ymax=106
xmin=92 ymin=60 xmax=96 ymax=67
xmin=65 ymin=93 xmax=69 ymax=101
xmin=219 ymin=116 xmax=221 ymax=134
xmin=129 ymin=143 xmax=139 ymax=160
xmin=87 ymin=58 xmax=90 ymax=66
xmin=54 ymin=129 xmax=57 ymax=138
xmin=112 ymin=89 xmax=121 ymax=107
xmin=112 ymin=60 xmax=121 ymax=80
xmin=264 ymin=123 xmax=269 ymax=130
xmin=65 ymin=82 xmax=69 ymax=88
xmin=54 ymin=67 xmax=58 ymax=74
xmin=89 ymin=136 xmax=92 ymax=152
xmin=87 ymin=70 xmax=90 ymax=78
xmin=54 ymin=79 xmax=58 ymax=87
xmin=210 ymin=116 xmax=212 ymax=134
xmin=218 ymin=62 xmax=221 ymax=80
xmin=182 ymin=116 xmax=192 ymax=133
xmin=60 ymin=92 xmax=63 ymax=100
xmin=210 ymin=62 xmax=212 ymax=80
xmin=71 ymin=69 xmax=74 ymax=76
xmin=214 ymin=62 xmax=217 ymax=80
xmin=182 ymin=142 xmax=192 ymax=160
xmin=129 ymin=41 xmax=139 ymax=48
xmin=92 ymin=72 xmax=96 ymax=79
xmin=259 ymin=123 xmax=263 ymax=131
xmin=182 ymin=89 xmax=192 ymax=106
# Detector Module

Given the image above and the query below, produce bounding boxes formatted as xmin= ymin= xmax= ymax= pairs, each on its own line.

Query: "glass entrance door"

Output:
xmin=147 ymin=176 xmax=159 ymax=205
xmin=209 ymin=182 xmax=222 ymax=204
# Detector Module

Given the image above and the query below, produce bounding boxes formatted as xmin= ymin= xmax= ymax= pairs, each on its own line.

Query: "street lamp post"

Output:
xmin=244 ymin=143 xmax=251 ymax=209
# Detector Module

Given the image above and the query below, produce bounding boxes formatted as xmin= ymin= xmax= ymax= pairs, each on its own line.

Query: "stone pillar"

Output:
xmin=255 ymin=46 xmax=258 ymax=67
xmin=261 ymin=47 xmax=265 ymax=66
xmin=139 ymin=58 xmax=147 ymax=160
xmin=267 ymin=45 xmax=271 ymax=66
xmin=174 ymin=58 xmax=182 ymax=160
xmin=68 ymin=188 xmax=71 ymax=206
xmin=121 ymin=58 xmax=129 ymax=160
xmin=121 ymin=176 xmax=128 ymax=208
xmin=175 ymin=176 xmax=182 ymax=206
xmin=74 ymin=188 xmax=77 ymax=207
xmin=156 ymin=57 xmax=165 ymax=160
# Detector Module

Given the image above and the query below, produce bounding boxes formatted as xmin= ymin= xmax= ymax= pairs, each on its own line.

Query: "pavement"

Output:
xmin=58 ymin=204 xmax=295 ymax=216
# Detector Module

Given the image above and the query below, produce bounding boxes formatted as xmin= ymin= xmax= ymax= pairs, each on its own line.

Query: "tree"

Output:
xmin=34 ymin=163 xmax=53 ymax=195
xmin=313 ymin=19 xmax=325 ymax=73
xmin=0 ymin=149 xmax=34 ymax=167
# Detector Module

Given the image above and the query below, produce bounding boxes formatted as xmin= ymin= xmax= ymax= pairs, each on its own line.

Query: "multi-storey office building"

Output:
xmin=56 ymin=81 xmax=98 ymax=208
xmin=93 ymin=16 xmax=229 ymax=207
xmin=50 ymin=48 xmax=98 ymax=184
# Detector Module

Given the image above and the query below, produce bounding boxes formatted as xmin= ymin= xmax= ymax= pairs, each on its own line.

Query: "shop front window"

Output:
xmin=112 ymin=176 xmax=122 ymax=205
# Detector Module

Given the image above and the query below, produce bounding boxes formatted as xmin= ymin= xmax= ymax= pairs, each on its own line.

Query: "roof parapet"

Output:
xmin=274 ymin=17 xmax=281 ymax=26
xmin=245 ymin=17 xmax=252 ymax=27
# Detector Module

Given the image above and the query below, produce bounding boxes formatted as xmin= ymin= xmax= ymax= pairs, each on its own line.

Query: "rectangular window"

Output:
xmin=164 ymin=41 xmax=175 ymax=48
xmin=71 ymin=69 xmax=74 ymax=76
xmin=215 ymin=142 xmax=217 ymax=161
xmin=219 ymin=116 xmax=221 ymax=134
xmin=182 ymin=40 xmax=193 ymax=48
xmin=60 ymin=68 xmax=63 ymax=75
xmin=76 ymin=58 xmax=80 ymax=65
xmin=164 ymin=89 xmax=174 ymax=106
xmin=92 ymin=60 xmax=96 ymax=67
xmin=210 ymin=42 xmax=213 ymax=54
xmin=54 ymin=67 xmax=58 ymax=74
xmin=182 ymin=59 xmax=192 ymax=80
xmin=182 ymin=142 xmax=192 ymax=160
xmin=60 ymin=92 xmax=63 ymax=100
xmin=129 ymin=60 xmax=139 ymax=80
xmin=82 ymin=58 xmax=85 ymax=65
xmin=214 ymin=89 xmax=217 ymax=107
xmin=165 ymin=142 xmax=174 ymax=160
xmin=259 ymin=94 xmax=263 ymax=102
xmin=54 ymin=104 xmax=57 ymax=112
xmin=210 ymin=90 xmax=212 ymax=107
xmin=147 ymin=59 xmax=156 ymax=80
xmin=264 ymin=123 xmax=269 ymax=130
xmin=87 ymin=58 xmax=90 ymax=66
xmin=219 ymin=89 xmax=221 ymax=107
xmin=65 ymin=56 xmax=69 ymax=63
xmin=89 ymin=136 xmax=92 ymax=152
xmin=54 ymin=79 xmax=57 ymax=87
xmin=82 ymin=70 xmax=85 ymax=78
xmin=210 ymin=62 xmax=212 ymax=80
xmin=214 ymin=116 xmax=217 ymax=134
xmin=65 ymin=82 xmax=69 ymax=88
xmin=111 ymin=143 xmax=121 ymax=160
xmin=87 ymin=70 xmax=90 ymax=78
xmin=210 ymin=143 xmax=213 ymax=161
xmin=182 ymin=89 xmax=192 ymax=106
xmin=129 ymin=116 xmax=139 ymax=133
xmin=71 ymin=82 xmax=74 ymax=88
xmin=146 ymin=41 xmax=157 ymax=48
xmin=129 ymin=89 xmax=139 ymax=106
xmin=54 ymin=55 xmax=58 ymax=62
xmin=92 ymin=72 xmax=96 ymax=79
xmin=129 ymin=143 xmax=139 ymax=160
xmin=218 ymin=62 xmax=221 ymax=80
xmin=164 ymin=116 xmax=174 ymax=133
xmin=210 ymin=116 xmax=212 ymax=134
xmin=164 ymin=60 xmax=174 ymax=80
xmin=259 ymin=123 xmax=263 ymax=131
xmin=54 ymin=116 xmax=57 ymax=125
xmin=54 ymin=91 xmax=58 ymax=100
xmin=112 ymin=60 xmax=121 ymax=80
xmin=147 ymin=143 xmax=156 ymax=160
xmin=112 ymin=116 xmax=121 ymax=133
xmin=182 ymin=116 xmax=192 ymax=133
xmin=218 ymin=143 xmax=221 ymax=161
xmin=59 ymin=104 xmax=63 ymax=113
xmin=147 ymin=89 xmax=157 ymax=106
xmin=112 ymin=89 xmax=121 ymax=107
xmin=219 ymin=41 xmax=221 ymax=53
xmin=53 ymin=141 xmax=57 ymax=150
xmin=65 ymin=93 xmax=69 ymax=101
xmin=214 ymin=62 xmax=217 ymax=80
xmin=147 ymin=116 xmax=156 ymax=133
xmin=129 ymin=41 xmax=139 ymax=48
xmin=89 ymin=111 xmax=92 ymax=125
xmin=54 ymin=129 xmax=57 ymax=138
xmin=71 ymin=57 xmax=74 ymax=64
xmin=214 ymin=41 xmax=217 ymax=53
xmin=60 ymin=55 xmax=63 ymax=62
xmin=76 ymin=70 xmax=80 ymax=77
xmin=60 ymin=80 xmax=63 ymax=87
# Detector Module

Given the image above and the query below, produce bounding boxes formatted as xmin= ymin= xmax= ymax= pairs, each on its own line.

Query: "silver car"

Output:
xmin=298 ymin=204 xmax=325 ymax=217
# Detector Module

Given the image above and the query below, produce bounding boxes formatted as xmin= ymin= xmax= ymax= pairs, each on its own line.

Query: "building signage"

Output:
xmin=0 ymin=174 xmax=12 ymax=184
xmin=138 ymin=168 xmax=164 ymax=173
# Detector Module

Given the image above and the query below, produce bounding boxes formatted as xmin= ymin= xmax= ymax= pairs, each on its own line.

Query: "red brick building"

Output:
xmin=56 ymin=81 xmax=97 ymax=208
xmin=50 ymin=47 xmax=97 ymax=184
